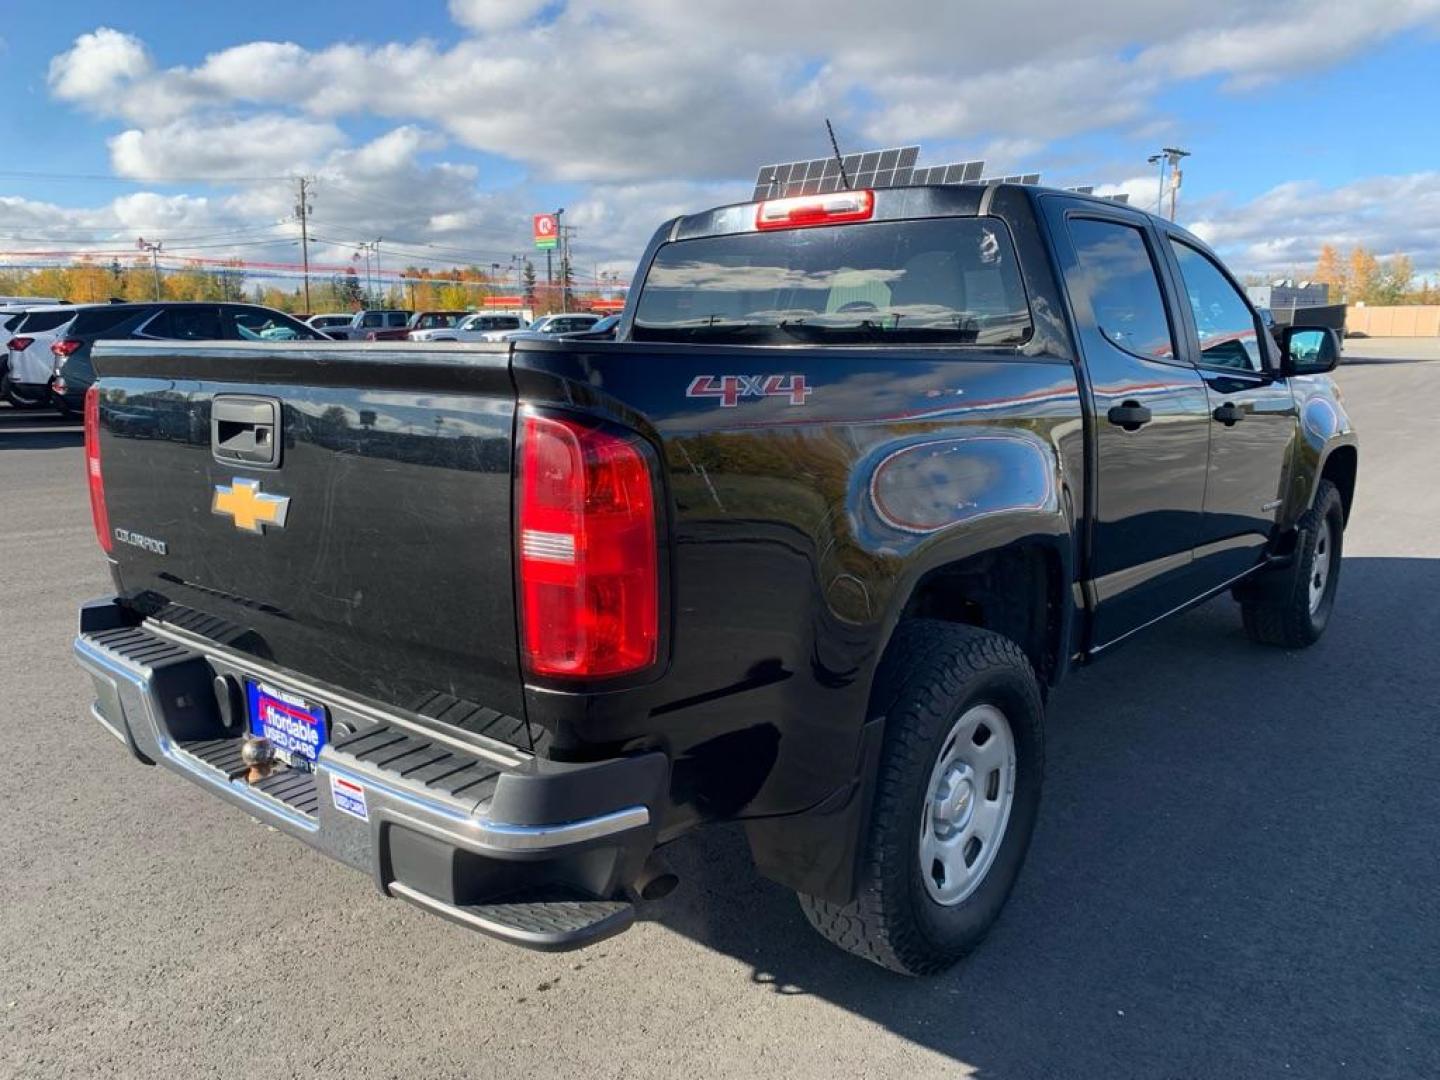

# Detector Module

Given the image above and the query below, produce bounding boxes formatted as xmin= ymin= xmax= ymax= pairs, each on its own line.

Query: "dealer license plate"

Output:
xmin=246 ymin=680 xmax=328 ymax=768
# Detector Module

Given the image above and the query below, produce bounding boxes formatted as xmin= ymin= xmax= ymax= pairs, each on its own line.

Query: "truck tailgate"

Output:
xmin=91 ymin=341 xmax=528 ymax=735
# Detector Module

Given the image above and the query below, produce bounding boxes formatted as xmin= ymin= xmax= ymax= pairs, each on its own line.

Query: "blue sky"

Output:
xmin=2 ymin=0 xmax=1438 ymax=282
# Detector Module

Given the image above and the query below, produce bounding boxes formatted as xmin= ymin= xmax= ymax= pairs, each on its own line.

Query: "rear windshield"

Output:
xmin=632 ymin=217 xmax=1032 ymax=346
xmin=15 ymin=310 xmax=73 ymax=334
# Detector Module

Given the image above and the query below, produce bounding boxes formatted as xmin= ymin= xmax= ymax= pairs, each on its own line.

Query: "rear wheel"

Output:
xmin=1238 ymin=479 xmax=1345 ymax=648
xmin=798 ymin=620 xmax=1044 ymax=975
xmin=2 ymin=375 xmax=47 ymax=409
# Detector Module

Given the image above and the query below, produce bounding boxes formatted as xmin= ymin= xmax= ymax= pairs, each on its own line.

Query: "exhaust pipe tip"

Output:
xmin=633 ymin=855 xmax=679 ymax=902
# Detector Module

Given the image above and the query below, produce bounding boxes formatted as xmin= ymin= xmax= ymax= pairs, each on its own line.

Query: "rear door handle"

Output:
xmin=1212 ymin=402 xmax=1243 ymax=426
xmin=1106 ymin=401 xmax=1153 ymax=431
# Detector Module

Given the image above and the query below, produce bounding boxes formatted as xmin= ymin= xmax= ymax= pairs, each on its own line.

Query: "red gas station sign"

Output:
xmin=533 ymin=214 xmax=558 ymax=249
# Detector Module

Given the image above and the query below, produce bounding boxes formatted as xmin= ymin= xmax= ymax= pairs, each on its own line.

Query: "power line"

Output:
xmin=0 ymin=169 xmax=293 ymax=184
xmin=0 ymin=221 xmax=296 ymax=244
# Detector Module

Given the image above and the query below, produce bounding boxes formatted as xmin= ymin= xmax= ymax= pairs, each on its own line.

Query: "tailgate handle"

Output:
xmin=212 ymin=395 xmax=281 ymax=468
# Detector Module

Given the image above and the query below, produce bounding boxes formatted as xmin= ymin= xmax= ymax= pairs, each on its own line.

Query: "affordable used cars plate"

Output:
xmin=246 ymin=680 xmax=327 ymax=767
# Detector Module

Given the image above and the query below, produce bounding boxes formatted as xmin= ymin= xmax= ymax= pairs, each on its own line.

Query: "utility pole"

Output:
xmin=549 ymin=208 xmax=565 ymax=311
xmin=510 ymin=254 xmax=523 ymax=299
xmin=372 ymin=238 xmax=383 ymax=305
xmin=1162 ymin=147 xmax=1190 ymax=221
xmin=356 ymin=241 xmax=381 ymax=305
xmin=558 ymin=223 xmax=578 ymax=310
xmin=138 ymin=238 xmax=163 ymax=299
xmin=295 ymin=176 xmax=314 ymax=314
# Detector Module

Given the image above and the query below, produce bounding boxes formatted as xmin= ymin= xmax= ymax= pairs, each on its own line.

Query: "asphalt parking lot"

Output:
xmin=1 ymin=339 xmax=1436 ymax=1080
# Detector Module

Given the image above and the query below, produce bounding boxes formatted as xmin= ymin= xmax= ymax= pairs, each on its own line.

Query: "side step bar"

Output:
xmin=388 ymin=883 xmax=635 ymax=951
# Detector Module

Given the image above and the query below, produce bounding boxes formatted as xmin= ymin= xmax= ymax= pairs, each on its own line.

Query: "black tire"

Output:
xmin=1238 ymin=479 xmax=1345 ymax=648
xmin=2 ymin=375 xmax=46 ymax=409
xmin=798 ymin=620 xmax=1045 ymax=975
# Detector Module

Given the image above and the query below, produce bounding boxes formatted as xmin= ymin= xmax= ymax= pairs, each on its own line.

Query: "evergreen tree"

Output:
xmin=522 ymin=259 xmax=537 ymax=305
xmin=340 ymin=268 xmax=365 ymax=309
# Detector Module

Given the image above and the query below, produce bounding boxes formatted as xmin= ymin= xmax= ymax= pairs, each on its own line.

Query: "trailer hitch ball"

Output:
xmin=240 ymin=735 xmax=276 ymax=784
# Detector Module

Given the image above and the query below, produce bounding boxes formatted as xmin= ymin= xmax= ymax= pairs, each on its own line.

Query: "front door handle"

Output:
xmin=1212 ymin=402 xmax=1244 ymax=426
xmin=1107 ymin=401 xmax=1153 ymax=431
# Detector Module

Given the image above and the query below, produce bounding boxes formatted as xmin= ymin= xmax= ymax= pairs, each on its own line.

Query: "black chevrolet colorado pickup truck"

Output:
xmin=73 ymin=183 xmax=1356 ymax=975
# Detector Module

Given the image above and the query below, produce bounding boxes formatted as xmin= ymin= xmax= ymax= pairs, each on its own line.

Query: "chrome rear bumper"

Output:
xmin=73 ymin=597 xmax=666 ymax=950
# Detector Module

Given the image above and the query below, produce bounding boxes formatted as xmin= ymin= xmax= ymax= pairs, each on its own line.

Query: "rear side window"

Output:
xmin=1169 ymin=240 xmax=1263 ymax=372
xmin=1066 ymin=218 xmax=1175 ymax=361
xmin=71 ymin=307 xmax=145 ymax=337
xmin=387 ymin=312 xmax=408 ymax=328
xmin=140 ymin=307 xmax=224 ymax=340
xmin=632 ymin=218 xmax=1032 ymax=345
xmin=361 ymin=312 xmax=383 ymax=328
xmin=15 ymin=310 xmax=73 ymax=334
xmin=229 ymin=307 xmax=321 ymax=341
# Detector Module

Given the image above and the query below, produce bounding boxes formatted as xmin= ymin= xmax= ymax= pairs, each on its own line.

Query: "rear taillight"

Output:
xmin=517 ymin=413 xmax=658 ymax=678
xmin=7 ymin=336 xmax=33 ymax=352
xmin=84 ymin=386 xmax=112 ymax=553
xmin=51 ymin=338 xmax=82 ymax=358
xmin=755 ymin=188 xmax=875 ymax=230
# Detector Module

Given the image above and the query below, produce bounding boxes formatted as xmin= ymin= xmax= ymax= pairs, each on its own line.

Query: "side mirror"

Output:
xmin=1281 ymin=326 xmax=1341 ymax=376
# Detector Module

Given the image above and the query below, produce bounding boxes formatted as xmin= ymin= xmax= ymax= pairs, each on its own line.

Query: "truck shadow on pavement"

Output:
xmin=0 ymin=406 xmax=82 ymax=450
xmin=654 ymin=556 xmax=1440 ymax=1079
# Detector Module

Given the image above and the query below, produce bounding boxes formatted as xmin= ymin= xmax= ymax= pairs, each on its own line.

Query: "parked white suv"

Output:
xmin=496 ymin=313 xmax=601 ymax=341
xmin=409 ymin=313 xmax=529 ymax=343
xmin=4 ymin=304 xmax=89 ymax=408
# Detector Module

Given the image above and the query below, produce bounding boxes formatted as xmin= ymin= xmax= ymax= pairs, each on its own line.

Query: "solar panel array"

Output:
xmin=908 ymin=160 xmax=987 ymax=186
xmin=751 ymin=147 xmax=1126 ymax=203
xmin=752 ymin=146 xmax=921 ymax=200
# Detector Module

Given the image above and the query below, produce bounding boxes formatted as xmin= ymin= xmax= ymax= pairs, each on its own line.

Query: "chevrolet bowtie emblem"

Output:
xmin=213 ymin=478 xmax=291 ymax=534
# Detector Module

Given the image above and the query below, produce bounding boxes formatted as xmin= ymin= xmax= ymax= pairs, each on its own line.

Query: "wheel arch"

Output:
xmin=1319 ymin=442 xmax=1358 ymax=524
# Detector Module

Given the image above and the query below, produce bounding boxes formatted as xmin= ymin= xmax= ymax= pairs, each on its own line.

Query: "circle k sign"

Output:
xmin=533 ymin=213 xmax=558 ymax=249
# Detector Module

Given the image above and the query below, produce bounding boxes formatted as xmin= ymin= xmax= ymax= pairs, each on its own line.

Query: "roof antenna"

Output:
xmin=825 ymin=118 xmax=852 ymax=190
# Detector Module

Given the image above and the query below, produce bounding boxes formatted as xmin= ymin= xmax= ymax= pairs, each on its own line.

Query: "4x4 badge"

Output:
xmin=213 ymin=478 xmax=290 ymax=535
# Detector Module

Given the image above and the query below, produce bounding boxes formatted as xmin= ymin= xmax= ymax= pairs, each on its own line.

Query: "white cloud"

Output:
xmin=448 ymin=0 xmax=552 ymax=32
xmin=108 ymin=115 xmax=345 ymax=181
xmin=22 ymin=4 xmax=1440 ymax=285
xmin=47 ymin=27 xmax=151 ymax=107
xmin=1187 ymin=173 xmax=1440 ymax=275
xmin=49 ymin=0 xmax=1440 ymax=184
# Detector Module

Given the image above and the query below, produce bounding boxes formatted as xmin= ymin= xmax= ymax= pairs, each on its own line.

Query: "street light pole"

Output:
xmin=138 ymin=239 xmax=163 ymax=299
xmin=1147 ymin=154 xmax=1166 ymax=216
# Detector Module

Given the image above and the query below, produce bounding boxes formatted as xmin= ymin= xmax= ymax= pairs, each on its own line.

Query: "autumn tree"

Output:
xmin=1313 ymin=245 xmax=1346 ymax=300
xmin=1345 ymin=246 xmax=1380 ymax=303
xmin=1373 ymin=253 xmax=1413 ymax=305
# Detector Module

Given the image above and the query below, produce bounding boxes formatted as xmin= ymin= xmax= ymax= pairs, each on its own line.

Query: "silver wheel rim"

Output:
xmin=1308 ymin=518 xmax=1334 ymax=616
xmin=919 ymin=703 xmax=1016 ymax=906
